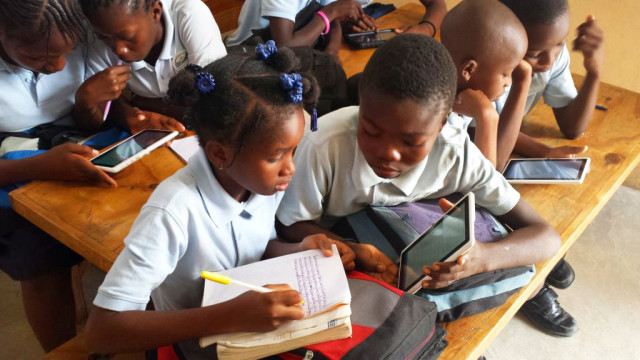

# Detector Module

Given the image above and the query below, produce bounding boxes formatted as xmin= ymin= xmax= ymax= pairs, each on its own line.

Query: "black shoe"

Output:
xmin=520 ymin=285 xmax=578 ymax=337
xmin=546 ymin=259 xmax=575 ymax=289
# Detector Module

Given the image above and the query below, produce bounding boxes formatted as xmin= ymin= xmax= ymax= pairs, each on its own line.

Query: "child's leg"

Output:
xmin=21 ymin=268 xmax=76 ymax=352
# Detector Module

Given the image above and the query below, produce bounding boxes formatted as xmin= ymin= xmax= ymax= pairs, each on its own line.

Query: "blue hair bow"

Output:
xmin=256 ymin=40 xmax=277 ymax=61
xmin=280 ymin=73 xmax=304 ymax=104
xmin=195 ymin=72 xmax=215 ymax=94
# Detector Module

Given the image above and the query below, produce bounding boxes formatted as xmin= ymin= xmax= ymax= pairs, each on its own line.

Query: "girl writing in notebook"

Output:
xmin=84 ymin=43 xmax=355 ymax=358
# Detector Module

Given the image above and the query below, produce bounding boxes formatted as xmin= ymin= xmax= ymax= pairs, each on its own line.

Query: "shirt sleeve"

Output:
xmin=261 ymin=0 xmax=299 ymax=21
xmin=175 ymin=0 xmax=227 ymax=66
xmin=457 ymin=136 xmax=520 ymax=216
xmin=276 ymin=135 xmax=331 ymax=226
xmin=542 ymin=45 xmax=578 ymax=109
xmin=85 ymin=40 xmax=117 ymax=77
xmin=94 ymin=205 xmax=188 ymax=311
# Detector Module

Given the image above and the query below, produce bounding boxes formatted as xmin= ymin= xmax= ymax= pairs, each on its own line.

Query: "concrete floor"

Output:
xmin=2 ymin=168 xmax=639 ymax=359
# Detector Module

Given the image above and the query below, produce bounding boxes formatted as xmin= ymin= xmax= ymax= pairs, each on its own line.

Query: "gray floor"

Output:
xmin=1 ymin=168 xmax=639 ymax=359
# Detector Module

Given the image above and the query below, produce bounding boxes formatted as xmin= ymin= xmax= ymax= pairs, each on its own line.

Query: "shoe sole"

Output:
xmin=520 ymin=309 xmax=578 ymax=337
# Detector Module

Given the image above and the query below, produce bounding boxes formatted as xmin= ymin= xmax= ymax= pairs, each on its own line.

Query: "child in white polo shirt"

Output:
xmin=76 ymin=0 xmax=226 ymax=131
xmin=277 ymin=35 xmax=560 ymax=291
xmin=84 ymin=44 xmax=355 ymax=359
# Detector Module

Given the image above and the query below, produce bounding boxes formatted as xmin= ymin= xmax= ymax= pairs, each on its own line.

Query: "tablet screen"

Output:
xmin=91 ymin=130 xmax=171 ymax=168
xmin=348 ymin=30 xmax=396 ymax=43
xmin=399 ymin=199 xmax=470 ymax=291
xmin=503 ymin=159 xmax=587 ymax=181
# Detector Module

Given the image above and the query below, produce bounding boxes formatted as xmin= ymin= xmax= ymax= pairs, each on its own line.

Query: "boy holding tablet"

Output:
xmin=277 ymin=35 xmax=560 ymax=295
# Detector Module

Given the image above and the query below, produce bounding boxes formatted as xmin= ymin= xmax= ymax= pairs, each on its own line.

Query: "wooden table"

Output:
xmin=10 ymin=3 xmax=640 ymax=360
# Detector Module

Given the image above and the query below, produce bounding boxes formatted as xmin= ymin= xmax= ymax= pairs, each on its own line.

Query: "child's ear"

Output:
xmin=204 ymin=140 xmax=234 ymax=170
xmin=151 ymin=0 xmax=163 ymax=21
xmin=460 ymin=60 xmax=478 ymax=82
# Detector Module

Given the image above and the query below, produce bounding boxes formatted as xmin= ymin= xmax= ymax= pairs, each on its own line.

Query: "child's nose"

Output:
xmin=281 ymin=157 xmax=296 ymax=177
xmin=378 ymin=146 xmax=402 ymax=162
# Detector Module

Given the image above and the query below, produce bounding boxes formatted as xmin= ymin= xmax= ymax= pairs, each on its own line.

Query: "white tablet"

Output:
xmin=91 ymin=129 xmax=178 ymax=173
xmin=502 ymin=158 xmax=590 ymax=184
xmin=398 ymin=193 xmax=476 ymax=294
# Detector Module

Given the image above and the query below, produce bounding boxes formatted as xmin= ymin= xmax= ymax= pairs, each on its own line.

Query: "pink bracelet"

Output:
xmin=315 ymin=11 xmax=330 ymax=35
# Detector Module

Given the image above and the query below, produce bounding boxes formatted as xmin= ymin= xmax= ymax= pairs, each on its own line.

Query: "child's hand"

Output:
xmin=323 ymin=0 xmax=364 ymax=23
xmin=512 ymin=59 xmax=533 ymax=85
xmin=300 ymin=234 xmax=356 ymax=271
xmin=348 ymin=243 xmax=398 ymax=285
xmin=573 ymin=15 xmax=604 ymax=76
xmin=37 ymin=143 xmax=117 ymax=187
xmin=543 ymin=145 xmax=588 ymax=158
xmin=453 ymin=89 xmax=499 ymax=125
xmin=77 ymin=65 xmax=131 ymax=110
xmin=348 ymin=14 xmax=377 ymax=33
xmin=421 ymin=243 xmax=487 ymax=289
xmin=125 ymin=107 xmax=186 ymax=135
xmin=230 ymin=285 xmax=305 ymax=332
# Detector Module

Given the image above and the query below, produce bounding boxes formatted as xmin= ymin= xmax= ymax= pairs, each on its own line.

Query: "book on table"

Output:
xmin=200 ymin=245 xmax=352 ymax=360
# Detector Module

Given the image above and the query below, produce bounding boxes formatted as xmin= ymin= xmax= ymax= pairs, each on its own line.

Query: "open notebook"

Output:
xmin=201 ymin=246 xmax=352 ymax=359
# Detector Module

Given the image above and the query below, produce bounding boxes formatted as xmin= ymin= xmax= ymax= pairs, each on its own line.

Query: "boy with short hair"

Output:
xmin=495 ymin=0 xmax=604 ymax=337
xmin=277 ymin=32 xmax=560 ymax=298
xmin=439 ymin=0 xmax=531 ymax=170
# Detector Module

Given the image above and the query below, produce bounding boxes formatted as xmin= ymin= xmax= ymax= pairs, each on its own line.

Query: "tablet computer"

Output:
xmin=346 ymin=29 xmax=396 ymax=49
xmin=502 ymin=158 xmax=590 ymax=184
xmin=91 ymin=129 xmax=178 ymax=173
xmin=398 ymin=193 xmax=476 ymax=294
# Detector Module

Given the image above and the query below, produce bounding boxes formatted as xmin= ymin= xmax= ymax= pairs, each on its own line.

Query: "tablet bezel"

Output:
xmin=91 ymin=129 xmax=178 ymax=173
xmin=502 ymin=157 xmax=591 ymax=184
xmin=398 ymin=193 xmax=476 ymax=294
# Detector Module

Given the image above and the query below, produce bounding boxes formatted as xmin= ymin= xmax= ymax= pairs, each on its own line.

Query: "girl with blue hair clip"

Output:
xmin=84 ymin=43 xmax=356 ymax=358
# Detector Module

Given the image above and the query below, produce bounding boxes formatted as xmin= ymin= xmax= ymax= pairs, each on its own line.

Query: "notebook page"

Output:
xmin=169 ymin=136 xmax=200 ymax=162
xmin=202 ymin=245 xmax=350 ymax=317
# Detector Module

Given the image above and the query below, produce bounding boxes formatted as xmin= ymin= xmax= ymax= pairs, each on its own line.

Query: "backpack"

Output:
xmin=278 ymin=272 xmax=447 ymax=360
xmin=331 ymin=195 xmax=535 ymax=322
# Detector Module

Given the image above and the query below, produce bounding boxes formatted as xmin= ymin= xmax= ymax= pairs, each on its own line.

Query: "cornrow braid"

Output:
xmin=80 ymin=0 xmax=156 ymax=18
xmin=168 ymin=47 xmax=320 ymax=158
xmin=0 ymin=0 xmax=91 ymax=44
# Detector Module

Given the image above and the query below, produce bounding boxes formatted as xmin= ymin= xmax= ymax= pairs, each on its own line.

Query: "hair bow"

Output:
xmin=256 ymin=40 xmax=278 ymax=61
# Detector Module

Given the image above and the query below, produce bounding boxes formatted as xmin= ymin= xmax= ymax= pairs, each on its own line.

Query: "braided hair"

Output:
xmin=168 ymin=46 xmax=320 ymax=156
xmin=0 ymin=0 xmax=91 ymax=44
xmin=80 ymin=0 xmax=156 ymax=17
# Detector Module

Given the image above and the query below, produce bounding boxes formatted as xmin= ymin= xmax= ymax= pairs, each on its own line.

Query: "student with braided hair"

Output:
xmin=84 ymin=43 xmax=356 ymax=358
xmin=0 ymin=0 xmax=117 ymax=351
xmin=77 ymin=0 xmax=226 ymax=130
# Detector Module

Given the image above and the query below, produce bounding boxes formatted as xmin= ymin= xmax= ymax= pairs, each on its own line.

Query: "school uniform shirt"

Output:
xmin=446 ymin=111 xmax=474 ymax=131
xmin=226 ymin=0 xmax=336 ymax=46
xmin=495 ymin=44 xmax=578 ymax=115
xmin=94 ymin=149 xmax=282 ymax=360
xmin=87 ymin=0 xmax=227 ymax=99
xmin=0 ymin=47 xmax=86 ymax=133
xmin=277 ymin=106 xmax=520 ymax=228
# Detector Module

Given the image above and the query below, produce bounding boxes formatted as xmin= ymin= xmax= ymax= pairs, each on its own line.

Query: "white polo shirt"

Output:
xmin=446 ymin=111 xmax=474 ymax=131
xmin=226 ymin=0 xmax=335 ymax=46
xmin=87 ymin=0 xmax=227 ymax=98
xmin=95 ymin=149 xmax=282 ymax=359
xmin=0 ymin=47 xmax=86 ymax=133
xmin=495 ymin=44 xmax=577 ymax=115
xmin=277 ymin=106 xmax=520 ymax=228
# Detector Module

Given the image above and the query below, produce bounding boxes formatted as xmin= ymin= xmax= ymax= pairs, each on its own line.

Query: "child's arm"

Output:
xmin=496 ymin=60 xmax=532 ymax=171
xmin=73 ymin=65 xmax=132 ymax=132
xmin=514 ymin=132 xmax=587 ymax=159
xmin=0 ymin=143 xmax=116 ymax=187
xmin=422 ymin=198 xmax=560 ymax=289
xmin=324 ymin=20 xmax=343 ymax=57
xmin=263 ymin=235 xmax=356 ymax=271
xmin=277 ymin=220 xmax=397 ymax=284
xmin=85 ymin=286 xmax=304 ymax=354
xmin=553 ymin=16 xmax=604 ymax=139
xmin=394 ymin=0 xmax=447 ymax=36
xmin=453 ymin=89 xmax=499 ymax=167
xmin=268 ymin=1 xmax=365 ymax=47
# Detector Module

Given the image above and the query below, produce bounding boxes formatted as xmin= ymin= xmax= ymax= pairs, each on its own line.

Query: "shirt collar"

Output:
xmin=351 ymin=141 xmax=429 ymax=197
xmin=188 ymin=149 xmax=267 ymax=226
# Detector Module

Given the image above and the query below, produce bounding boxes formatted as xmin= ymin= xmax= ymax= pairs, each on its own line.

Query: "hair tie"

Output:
xmin=195 ymin=72 xmax=215 ymax=94
xmin=256 ymin=40 xmax=277 ymax=61
xmin=280 ymin=73 xmax=303 ymax=104
xmin=311 ymin=108 xmax=318 ymax=132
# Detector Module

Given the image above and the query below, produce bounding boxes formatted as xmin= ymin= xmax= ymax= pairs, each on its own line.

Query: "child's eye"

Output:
xmin=525 ymin=53 xmax=539 ymax=59
xmin=404 ymin=140 xmax=425 ymax=147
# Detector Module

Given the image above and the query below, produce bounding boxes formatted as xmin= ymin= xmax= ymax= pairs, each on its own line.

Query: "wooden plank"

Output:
xmin=201 ymin=0 xmax=244 ymax=34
